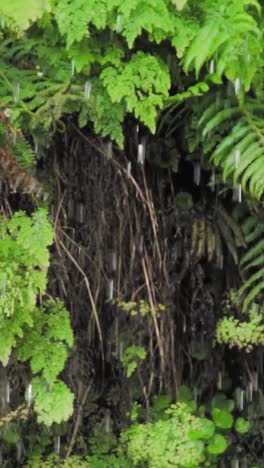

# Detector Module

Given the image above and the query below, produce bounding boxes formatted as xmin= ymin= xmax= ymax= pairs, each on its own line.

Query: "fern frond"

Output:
xmin=198 ymin=96 xmax=264 ymax=200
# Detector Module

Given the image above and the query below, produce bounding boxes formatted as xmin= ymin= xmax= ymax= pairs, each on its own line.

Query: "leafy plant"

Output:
xmin=0 ymin=209 xmax=74 ymax=425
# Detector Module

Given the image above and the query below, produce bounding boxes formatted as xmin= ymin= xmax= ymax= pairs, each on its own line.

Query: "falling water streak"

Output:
xmin=111 ymin=251 xmax=117 ymax=272
xmin=71 ymin=59 xmax=75 ymax=77
xmin=233 ymin=185 xmax=242 ymax=203
xmin=137 ymin=142 xmax=145 ymax=165
xmin=252 ymin=371 xmax=258 ymax=392
xmin=27 ymin=383 xmax=32 ymax=407
xmin=108 ymin=279 xmax=114 ymax=301
xmin=219 ymin=254 xmax=224 ymax=270
xmin=116 ymin=15 xmax=122 ymax=33
xmin=107 ymin=141 xmax=113 ymax=159
xmin=79 ymin=203 xmax=84 ymax=223
xmin=115 ymin=317 xmax=119 ymax=350
xmin=211 ymin=168 xmax=215 ymax=191
xmin=105 ymin=410 xmax=111 ymax=433
xmin=183 ymin=315 xmax=186 ymax=333
xmin=235 ymin=149 xmax=241 ymax=168
xmin=234 ymin=78 xmax=241 ymax=96
xmin=119 ymin=341 xmax=124 ymax=360
xmin=240 ymin=389 xmax=244 ymax=411
xmin=193 ymin=163 xmax=201 ymax=186
xmin=238 ymin=184 xmax=242 ymax=203
xmin=16 ymin=441 xmax=23 ymax=462
xmin=248 ymin=382 xmax=253 ymax=402
xmin=12 ymin=131 xmax=17 ymax=144
xmin=232 ymin=459 xmax=239 ymax=468
xmin=217 ymin=371 xmax=222 ymax=390
xmin=34 ymin=142 xmax=39 ymax=157
xmin=84 ymin=81 xmax=91 ymax=100
xmin=6 ymin=381 xmax=10 ymax=404
xmin=1 ymin=16 xmax=5 ymax=29
xmin=13 ymin=83 xmax=20 ymax=104
xmin=209 ymin=59 xmax=215 ymax=74
xmin=127 ymin=161 xmax=131 ymax=176
xmin=55 ymin=436 xmax=60 ymax=455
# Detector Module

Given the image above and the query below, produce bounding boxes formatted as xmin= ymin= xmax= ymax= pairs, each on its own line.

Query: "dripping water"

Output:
xmin=54 ymin=436 xmax=60 ymax=455
xmin=137 ymin=141 xmax=145 ymax=165
xmin=13 ymin=83 xmax=20 ymax=104
xmin=209 ymin=59 xmax=215 ymax=74
xmin=27 ymin=383 xmax=33 ymax=407
xmin=193 ymin=162 xmax=201 ymax=186
xmin=84 ymin=81 xmax=91 ymax=100
xmin=111 ymin=251 xmax=117 ymax=272
xmin=106 ymin=141 xmax=113 ymax=159
xmin=71 ymin=59 xmax=75 ymax=77
xmin=235 ymin=149 xmax=241 ymax=169
xmin=119 ymin=341 xmax=124 ymax=360
xmin=116 ymin=15 xmax=122 ymax=33
xmin=6 ymin=380 xmax=10 ymax=404
xmin=108 ymin=279 xmax=114 ymax=300
xmin=127 ymin=161 xmax=131 ymax=176
xmin=217 ymin=371 xmax=222 ymax=390
xmin=234 ymin=78 xmax=241 ymax=96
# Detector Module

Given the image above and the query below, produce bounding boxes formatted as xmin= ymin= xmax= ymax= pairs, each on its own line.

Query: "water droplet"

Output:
xmin=137 ymin=142 xmax=145 ymax=165
xmin=193 ymin=162 xmax=201 ymax=186
xmin=238 ymin=388 xmax=244 ymax=411
xmin=71 ymin=59 xmax=75 ymax=77
xmin=16 ymin=441 xmax=23 ymax=462
xmin=119 ymin=341 xmax=124 ymax=360
xmin=108 ymin=279 xmax=114 ymax=300
xmin=232 ymin=458 xmax=239 ymax=468
xmin=235 ymin=149 xmax=241 ymax=168
xmin=247 ymin=381 xmax=253 ymax=402
xmin=211 ymin=168 xmax=215 ymax=191
xmin=217 ymin=371 xmax=222 ymax=390
xmin=27 ymin=383 xmax=33 ymax=406
xmin=252 ymin=371 xmax=258 ymax=391
xmin=54 ymin=436 xmax=60 ymax=455
xmin=115 ymin=317 xmax=119 ymax=349
xmin=111 ymin=251 xmax=117 ymax=271
xmin=116 ymin=15 xmax=122 ymax=33
xmin=6 ymin=380 xmax=10 ymax=404
xmin=13 ymin=83 xmax=20 ymax=104
xmin=234 ymin=78 xmax=241 ymax=96
xmin=209 ymin=59 xmax=215 ymax=74
xmin=105 ymin=410 xmax=111 ymax=433
xmin=106 ymin=141 xmax=113 ymax=159
xmin=84 ymin=81 xmax=91 ymax=100
xmin=232 ymin=184 xmax=242 ymax=203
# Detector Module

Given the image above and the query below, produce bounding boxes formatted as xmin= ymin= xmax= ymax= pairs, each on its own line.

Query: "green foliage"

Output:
xmin=216 ymin=303 xmax=264 ymax=351
xmin=0 ymin=209 xmax=53 ymax=365
xmin=0 ymin=209 xmax=74 ymax=425
xmin=238 ymin=214 xmax=264 ymax=307
xmin=197 ymin=94 xmax=264 ymax=200
xmin=0 ymin=0 xmax=263 ymax=149
xmin=121 ymin=345 xmax=146 ymax=378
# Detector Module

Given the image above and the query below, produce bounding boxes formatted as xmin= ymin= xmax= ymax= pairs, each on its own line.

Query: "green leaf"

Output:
xmin=207 ymin=434 xmax=228 ymax=455
xmin=211 ymin=408 xmax=233 ymax=429
xmin=189 ymin=418 xmax=215 ymax=440
xmin=235 ymin=417 xmax=251 ymax=434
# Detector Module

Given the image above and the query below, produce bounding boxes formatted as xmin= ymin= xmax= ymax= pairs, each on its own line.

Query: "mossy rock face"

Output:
xmin=175 ymin=192 xmax=193 ymax=210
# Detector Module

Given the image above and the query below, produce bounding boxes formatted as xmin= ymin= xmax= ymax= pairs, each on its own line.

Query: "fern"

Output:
xmin=198 ymin=94 xmax=264 ymax=200
xmin=101 ymin=52 xmax=170 ymax=132
xmin=183 ymin=0 xmax=262 ymax=89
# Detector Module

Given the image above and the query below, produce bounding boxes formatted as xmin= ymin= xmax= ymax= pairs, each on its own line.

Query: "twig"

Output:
xmin=59 ymin=239 xmax=104 ymax=360
xmin=65 ymin=384 xmax=92 ymax=458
